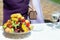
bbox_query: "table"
[0,23,60,40]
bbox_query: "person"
[29,0,44,23]
[3,0,44,24]
[3,0,30,24]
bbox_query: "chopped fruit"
[3,13,33,33]
[17,29,20,32]
[16,21,18,24]
[7,20,12,23]
[22,19,25,22]
[11,28,14,33]
[11,18,18,21]
[25,20,30,24]
[21,17,25,22]
[25,20,30,27]
[22,23,29,32]
[26,23,30,27]
[18,18,21,21]
[11,14,18,18]
[3,26,7,29]
[17,14,22,18]
[16,13,21,16]
[8,25,12,28]
[15,29,20,32]
[21,17,24,20]
[5,27,11,33]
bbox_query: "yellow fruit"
[7,20,12,24]
[5,27,14,33]
[5,27,11,33]
[18,15,22,18]
[22,23,29,32]
[25,20,29,23]
[11,13,22,18]
[17,14,22,18]
[9,28,14,33]
[11,14,17,18]
[11,18,18,21]
[21,17,24,19]
[7,20,11,22]
[16,13,21,16]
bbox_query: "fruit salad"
[3,13,33,33]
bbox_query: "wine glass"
[54,13,60,29]
[51,12,60,29]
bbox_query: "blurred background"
[0,0,60,25]
[0,0,3,25]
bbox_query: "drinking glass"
[51,12,60,29]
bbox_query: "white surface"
[0,23,60,40]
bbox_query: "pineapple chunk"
[11,18,18,21]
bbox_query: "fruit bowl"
[3,13,33,34]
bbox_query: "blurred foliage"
[51,0,60,4]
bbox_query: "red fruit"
[16,21,18,24]
[21,17,25,22]
[8,25,12,28]
[18,18,21,21]
[7,24,10,27]
[26,23,30,27]
[22,19,25,22]
[15,29,20,32]
[15,29,18,32]
[25,20,30,27]
[17,29,20,31]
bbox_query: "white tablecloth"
[0,23,60,40]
